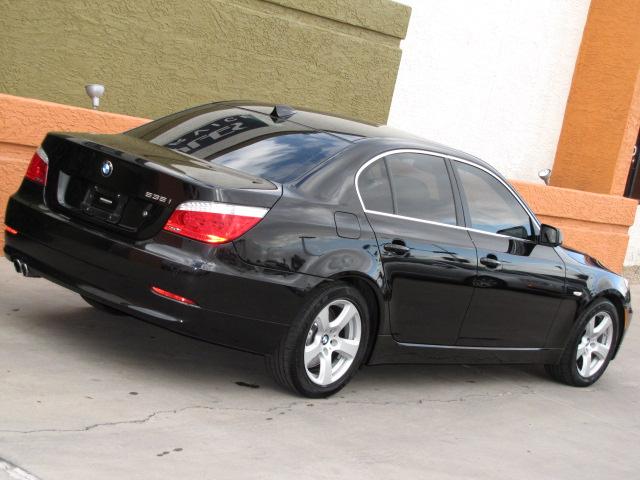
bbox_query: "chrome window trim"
[354,148,541,241]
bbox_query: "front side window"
[455,162,532,239]
[386,153,457,225]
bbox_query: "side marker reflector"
[151,286,197,306]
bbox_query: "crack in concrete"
[0,389,534,435]
[0,404,224,435]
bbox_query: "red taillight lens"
[151,286,197,306]
[5,226,18,235]
[24,147,48,185]
[163,201,268,244]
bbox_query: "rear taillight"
[24,147,48,185]
[163,201,268,244]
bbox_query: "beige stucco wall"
[0,0,410,123]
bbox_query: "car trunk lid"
[42,132,280,240]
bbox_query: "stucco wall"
[0,0,410,124]
[551,0,640,196]
[388,0,589,183]
[2,94,635,273]
[512,180,636,273]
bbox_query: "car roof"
[236,102,418,141]
[234,102,499,175]
[128,100,501,179]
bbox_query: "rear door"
[452,160,566,347]
[358,150,477,345]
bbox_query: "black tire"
[265,282,371,398]
[81,295,127,316]
[545,299,619,387]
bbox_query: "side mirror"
[539,224,563,246]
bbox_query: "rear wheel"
[81,295,127,316]
[266,282,370,398]
[545,299,619,387]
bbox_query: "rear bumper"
[4,193,324,354]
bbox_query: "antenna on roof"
[270,104,296,121]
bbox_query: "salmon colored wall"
[512,180,636,273]
[0,94,636,272]
[551,0,640,195]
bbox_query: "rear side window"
[127,105,350,183]
[386,153,457,225]
[358,160,393,213]
[455,162,532,239]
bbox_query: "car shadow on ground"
[10,302,552,394]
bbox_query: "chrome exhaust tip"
[13,258,37,277]
[13,259,23,274]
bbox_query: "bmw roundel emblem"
[100,160,113,177]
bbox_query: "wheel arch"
[593,290,626,359]
[329,271,385,364]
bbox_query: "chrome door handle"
[383,242,410,255]
[480,256,502,269]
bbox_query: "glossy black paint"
[457,231,566,348]
[3,101,632,366]
[366,212,477,346]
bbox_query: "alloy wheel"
[304,299,362,386]
[576,311,614,378]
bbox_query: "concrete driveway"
[0,259,638,480]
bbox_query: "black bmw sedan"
[3,101,632,397]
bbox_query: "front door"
[357,151,477,345]
[452,160,565,347]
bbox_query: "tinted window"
[358,160,393,213]
[127,105,350,183]
[456,162,532,239]
[386,153,457,225]
[202,131,348,183]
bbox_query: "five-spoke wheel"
[546,299,619,387]
[266,283,370,397]
[304,299,362,386]
[576,311,614,378]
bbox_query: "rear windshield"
[127,104,350,183]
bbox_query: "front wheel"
[545,299,619,387]
[266,282,371,398]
